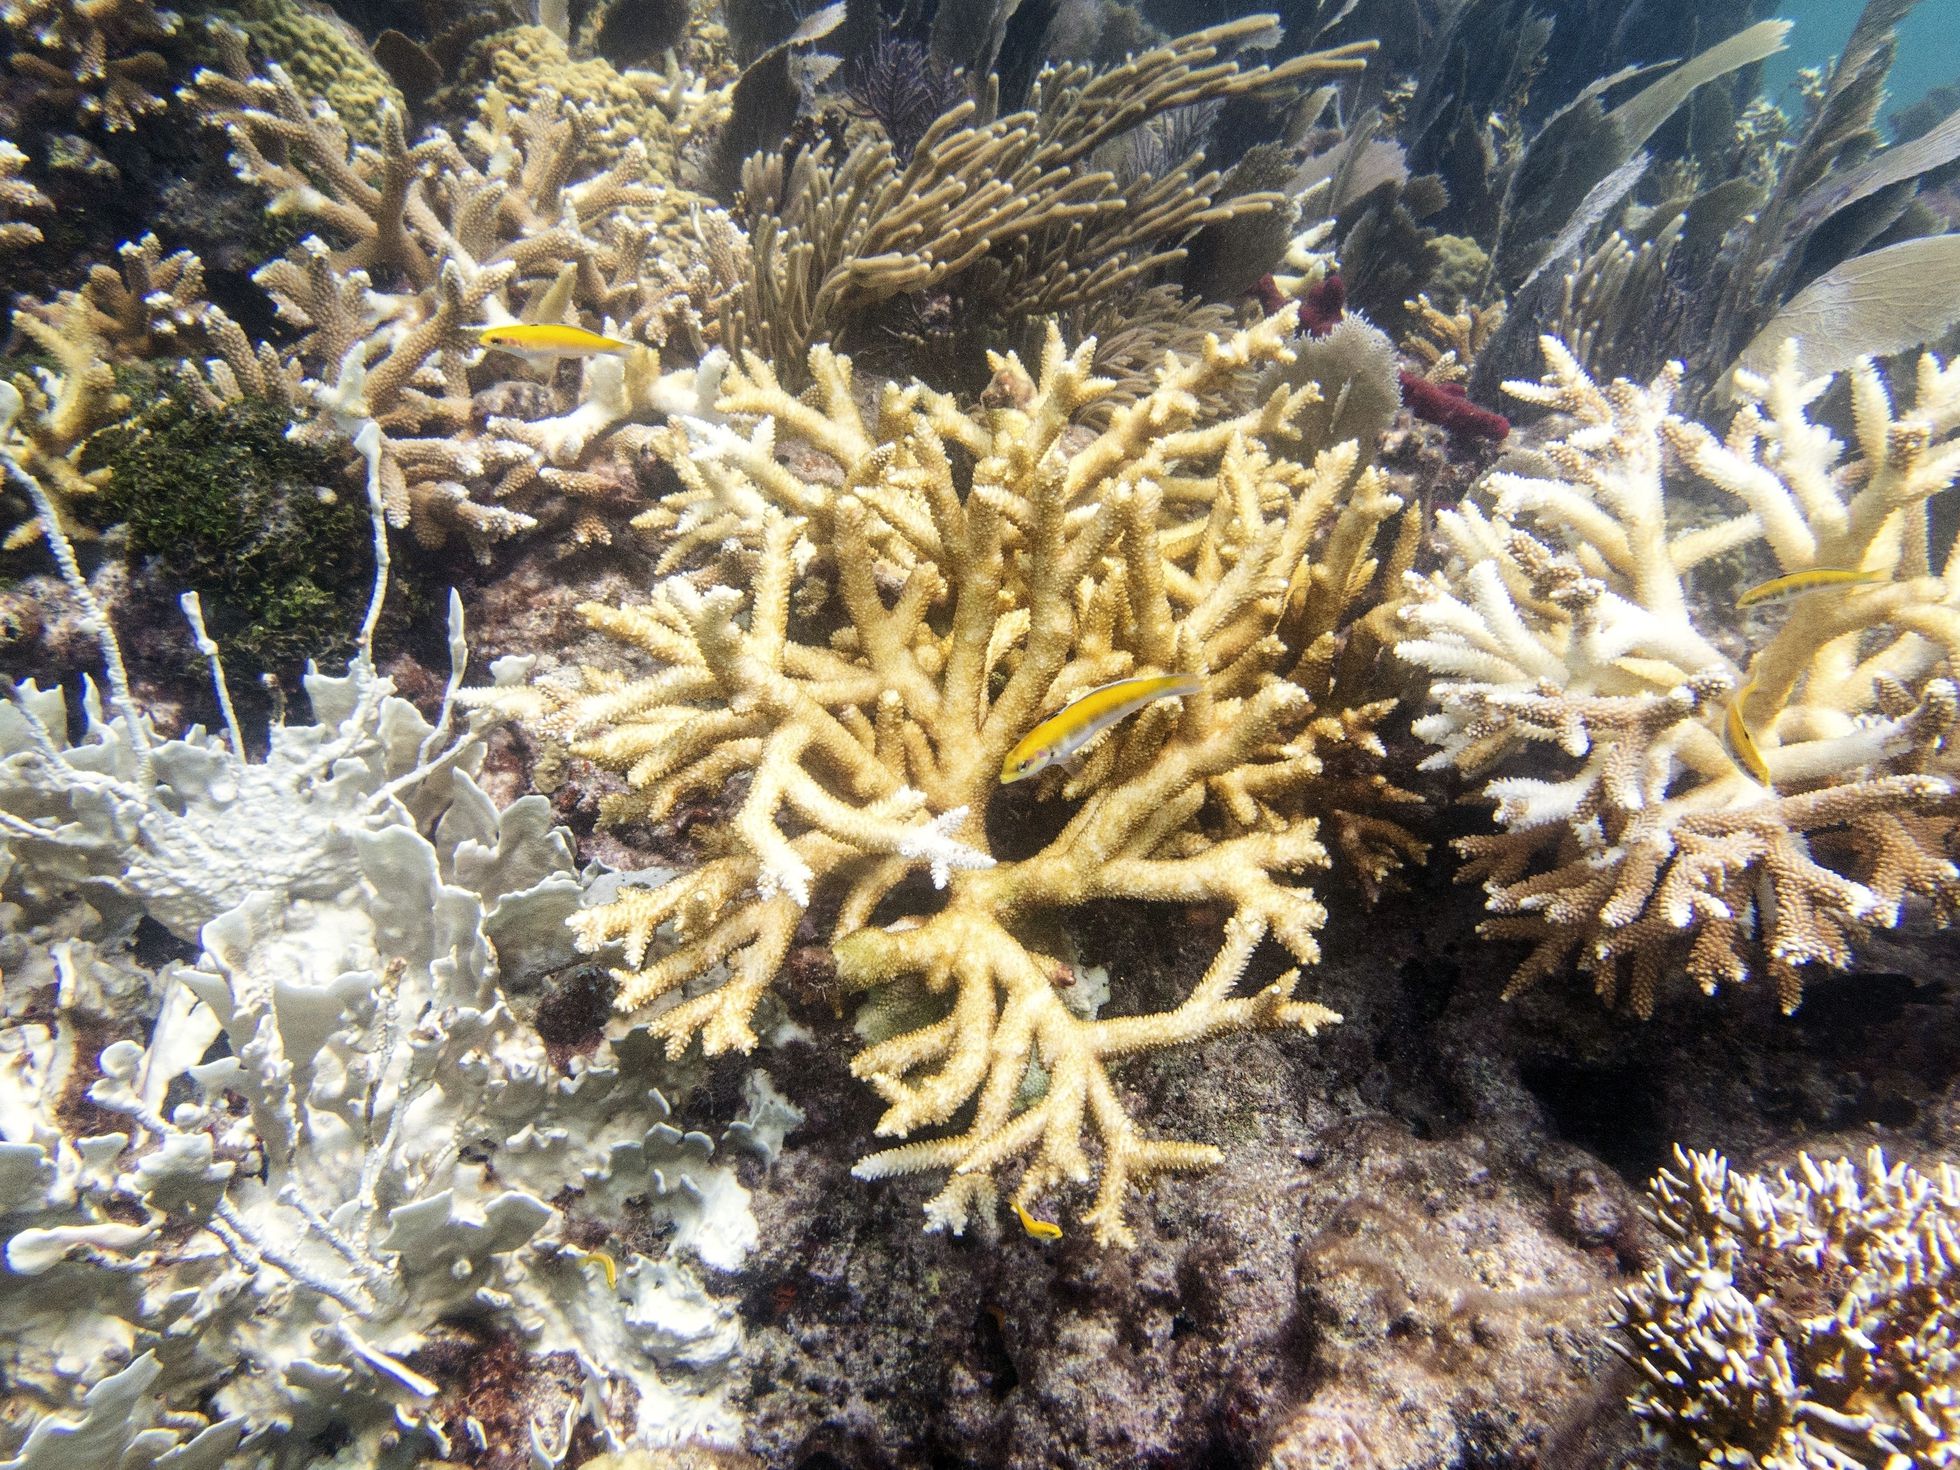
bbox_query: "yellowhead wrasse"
[477,323,634,359]
[1723,680,1773,786]
[1013,1200,1063,1240]
[570,1247,619,1289]
[1736,566,1889,608]
[1001,672,1202,784]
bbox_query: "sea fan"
[844,34,966,162]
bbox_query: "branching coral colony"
[169,27,728,552]
[1615,1147,1960,1468]
[471,308,1423,1246]
[1397,338,1960,1016]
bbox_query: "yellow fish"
[1723,681,1773,786]
[1001,672,1201,784]
[477,323,634,359]
[571,1248,619,1289]
[1013,1201,1063,1241]
[1736,567,1888,608]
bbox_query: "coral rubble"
[474,308,1419,1245]
[1615,1145,1960,1468]
[1398,338,1960,1015]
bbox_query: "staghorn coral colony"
[0,0,1956,1464]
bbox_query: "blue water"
[1763,0,1956,119]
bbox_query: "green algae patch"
[89,393,369,678]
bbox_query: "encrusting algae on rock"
[470,305,1424,1246]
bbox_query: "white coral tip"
[897,805,995,888]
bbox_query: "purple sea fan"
[844,34,967,162]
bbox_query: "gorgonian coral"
[842,33,965,163]
[719,18,1375,376]
[1397,338,1960,1015]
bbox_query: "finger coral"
[1397,337,1960,1015]
[473,308,1421,1245]
[1614,1145,1960,1468]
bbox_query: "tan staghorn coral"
[1615,1145,1960,1467]
[2,230,227,544]
[0,139,50,247]
[1402,291,1506,386]
[718,17,1374,377]
[471,309,1422,1245]
[183,40,725,550]
[1397,337,1960,1016]
[4,0,178,131]
[1,280,126,547]
[21,230,213,356]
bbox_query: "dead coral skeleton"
[0,400,767,1463]
[472,308,1420,1245]
[1398,337,1960,1015]
[1615,1145,1960,1468]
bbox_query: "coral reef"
[7,0,1960,1459]
[1398,338,1960,1015]
[473,307,1419,1245]
[183,35,726,550]
[0,450,780,1463]
[1615,1145,1960,1468]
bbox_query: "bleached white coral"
[0,461,783,1464]
[0,655,773,1463]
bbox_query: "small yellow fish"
[477,323,634,359]
[1723,681,1773,786]
[1736,566,1888,608]
[572,1248,619,1289]
[1013,1201,1063,1241]
[1001,672,1201,783]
